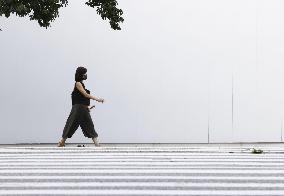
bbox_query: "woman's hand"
[96,98,104,103]
[98,98,105,103]
[91,96,104,103]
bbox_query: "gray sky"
[1,0,284,144]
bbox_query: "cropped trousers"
[62,104,98,139]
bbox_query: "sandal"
[92,137,101,147]
[57,140,65,147]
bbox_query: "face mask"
[83,74,87,80]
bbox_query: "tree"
[0,0,124,30]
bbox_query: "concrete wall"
[1,0,284,144]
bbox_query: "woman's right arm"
[75,82,104,103]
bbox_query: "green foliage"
[86,0,124,30]
[0,0,124,30]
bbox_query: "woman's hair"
[75,66,87,82]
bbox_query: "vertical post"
[281,120,283,142]
[232,64,234,143]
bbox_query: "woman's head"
[75,66,87,82]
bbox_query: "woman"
[57,66,105,147]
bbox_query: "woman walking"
[57,66,105,147]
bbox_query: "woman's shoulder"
[75,81,84,85]
[75,81,86,89]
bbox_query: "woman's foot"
[57,138,66,147]
[92,137,101,147]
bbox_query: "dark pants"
[62,104,98,139]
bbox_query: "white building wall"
[0,0,284,144]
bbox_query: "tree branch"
[0,0,124,30]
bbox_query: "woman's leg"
[57,137,67,147]
[79,106,100,146]
[92,137,101,147]
[58,105,80,147]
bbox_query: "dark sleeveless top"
[71,81,90,106]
